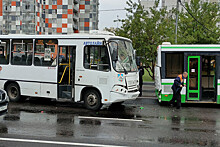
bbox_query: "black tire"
[84,89,102,111]
[6,83,21,102]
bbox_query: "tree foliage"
[112,0,220,79]
[178,0,220,44]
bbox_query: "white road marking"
[78,116,143,122]
[0,137,127,147]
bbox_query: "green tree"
[178,0,220,44]
[113,0,219,80]
[115,0,176,79]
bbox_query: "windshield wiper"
[118,61,128,75]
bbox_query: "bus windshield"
[109,39,137,72]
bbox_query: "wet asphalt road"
[0,98,220,147]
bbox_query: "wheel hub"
[87,94,97,106]
[9,86,18,98]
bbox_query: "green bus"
[155,42,220,104]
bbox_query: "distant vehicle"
[0,33,139,111]
[155,42,220,104]
[0,89,8,115]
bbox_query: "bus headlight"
[112,85,127,94]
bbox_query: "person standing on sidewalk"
[138,62,145,97]
[169,72,188,109]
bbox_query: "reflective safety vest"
[178,74,183,83]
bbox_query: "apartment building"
[79,0,99,33]
[0,0,99,35]
[141,0,220,11]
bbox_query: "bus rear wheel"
[6,83,21,102]
[84,90,102,111]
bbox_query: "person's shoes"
[168,101,174,107]
[170,103,174,107]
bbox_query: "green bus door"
[187,56,200,101]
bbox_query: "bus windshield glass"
[109,40,137,72]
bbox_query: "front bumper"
[0,101,8,115]
[107,91,140,104]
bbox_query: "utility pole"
[175,0,180,44]
[117,15,119,29]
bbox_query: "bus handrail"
[59,65,68,84]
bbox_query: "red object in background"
[74,30,79,33]
[0,0,2,16]
[79,5,85,9]
[11,1,16,6]
[0,66,2,71]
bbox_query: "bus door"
[58,46,76,99]
[187,56,201,101]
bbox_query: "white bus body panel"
[73,39,139,104]
[0,65,57,99]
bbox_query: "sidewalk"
[140,81,157,98]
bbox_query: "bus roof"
[0,34,132,42]
[160,44,220,52]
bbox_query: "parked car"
[0,89,8,115]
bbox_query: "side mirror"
[133,50,136,59]
[136,56,140,66]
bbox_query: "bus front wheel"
[6,83,21,102]
[84,90,102,111]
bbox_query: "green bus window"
[165,53,184,78]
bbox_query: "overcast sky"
[98,0,139,30]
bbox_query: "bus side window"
[11,39,33,66]
[0,39,10,64]
[34,39,58,67]
[165,53,184,78]
[84,46,110,72]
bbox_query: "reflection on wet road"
[0,98,220,147]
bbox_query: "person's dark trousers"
[139,84,143,96]
[170,90,176,104]
[170,90,181,109]
[176,92,181,109]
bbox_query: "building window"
[0,39,10,64]
[25,4,30,10]
[84,46,110,71]
[165,53,184,78]
[34,39,58,66]
[11,40,33,66]
[52,0,57,5]
[52,9,57,14]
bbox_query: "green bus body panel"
[161,94,186,103]
[217,95,220,104]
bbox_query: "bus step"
[62,91,72,99]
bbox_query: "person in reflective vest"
[169,72,188,109]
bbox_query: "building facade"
[0,0,99,35]
[141,0,220,12]
[79,0,99,33]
